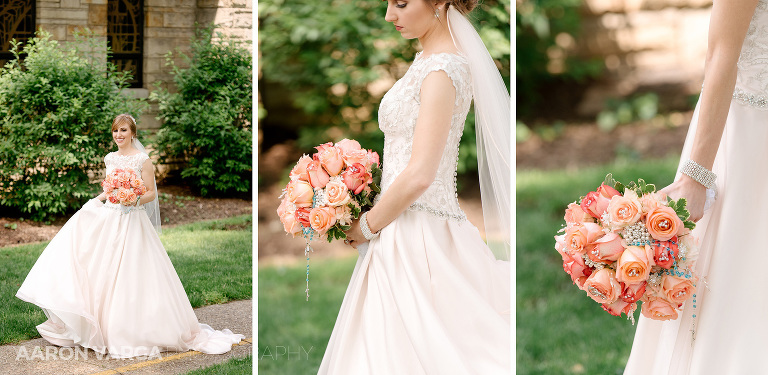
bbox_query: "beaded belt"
[407,202,466,221]
[103,202,146,211]
[733,87,768,109]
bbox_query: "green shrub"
[151,26,252,196]
[258,0,510,177]
[0,30,146,221]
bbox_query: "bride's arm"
[661,0,758,221]
[136,158,157,205]
[347,70,457,243]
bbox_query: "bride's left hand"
[344,219,368,249]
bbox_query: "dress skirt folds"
[318,210,510,374]
[16,199,243,358]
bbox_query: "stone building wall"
[573,0,712,115]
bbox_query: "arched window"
[0,0,35,67]
[107,0,143,88]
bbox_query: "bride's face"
[384,0,439,39]
[112,122,134,148]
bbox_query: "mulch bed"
[0,185,252,248]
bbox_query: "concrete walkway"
[0,299,252,375]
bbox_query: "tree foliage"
[0,30,146,220]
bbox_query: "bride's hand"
[659,175,708,222]
[344,219,368,249]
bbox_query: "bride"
[319,0,510,373]
[16,114,244,358]
[624,0,767,373]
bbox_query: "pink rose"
[290,155,312,182]
[583,268,622,305]
[620,281,647,304]
[564,202,594,226]
[661,274,696,307]
[367,151,380,167]
[101,179,114,194]
[561,250,592,288]
[286,180,314,208]
[606,190,642,230]
[602,299,637,317]
[317,146,345,176]
[342,163,373,195]
[294,207,311,227]
[307,157,330,188]
[309,206,337,234]
[325,180,351,207]
[588,232,626,263]
[646,206,683,241]
[616,245,655,284]
[563,222,603,256]
[651,237,679,269]
[641,297,678,321]
[335,138,362,155]
[581,184,621,219]
[314,142,334,154]
[342,148,370,168]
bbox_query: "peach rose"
[607,190,642,230]
[325,180,351,207]
[101,179,114,193]
[583,268,622,305]
[278,200,302,237]
[307,157,330,188]
[277,197,290,218]
[112,178,121,189]
[661,274,696,307]
[620,281,647,304]
[561,251,592,288]
[646,206,683,241]
[650,237,679,269]
[602,299,637,317]
[116,188,130,203]
[314,142,334,153]
[616,245,655,284]
[290,155,312,182]
[130,178,143,189]
[294,207,311,227]
[563,222,603,256]
[342,148,370,168]
[564,202,594,226]
[581,184,622,219]
[117,171,130,184]
[124,191,137,206]
[342,163,373,195]
[588,232,626,263]
[335,138,362,155]
[286,180,314,208]
[317,146,345,176]
[309,206,336,234]
[641,297,678,321]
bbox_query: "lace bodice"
[377,52,472,221]
[104,152,149,175]
[734,0,768,109]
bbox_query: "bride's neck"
[418,22,456,55]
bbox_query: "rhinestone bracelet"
[360,211,379,241]
[681,159,716,190]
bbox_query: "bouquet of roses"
[101,168,148,206]
[555,175,699,322]
[277,139,381,300]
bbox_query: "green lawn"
[0,215,252,345]
[184,354,252,375]
[258,254,358,374]
[516,157,679,375]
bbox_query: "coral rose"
[641,297,679,321]
[616,245,655,284]
[309,206,336,234]
[342,163,373,195]
[294,207,311,227]
[581,184,621,219]
[286,180,314,208]
[583,268,622,305]
[607,190,643,230]
[661,274,696,307]
[317,146,345,176]
[646,206,683,241]
[602,299,637,317]
[650,237,680,269]
[588,232,626,263]
[290,155,312,182]
[307,157,330,188]
[561,251,592,289]
[564,202,594,226]
[325,180,351,207]
[563,222,603,256]
[108,195,119,204]
[620,281,647,304]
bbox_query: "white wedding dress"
[16,152,244,358]
[318,53,511,374]
[624,1,768,373]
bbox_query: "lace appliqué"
[734,0,768,109]
[104,152,149,175]
[377,52,472,221]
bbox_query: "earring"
[434,9,440,18]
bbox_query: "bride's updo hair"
[446,0,478,15]
[111,114,137,135]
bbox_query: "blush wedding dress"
[16,151,244,358]
[317,51,511,374]
[624,0,768,373]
